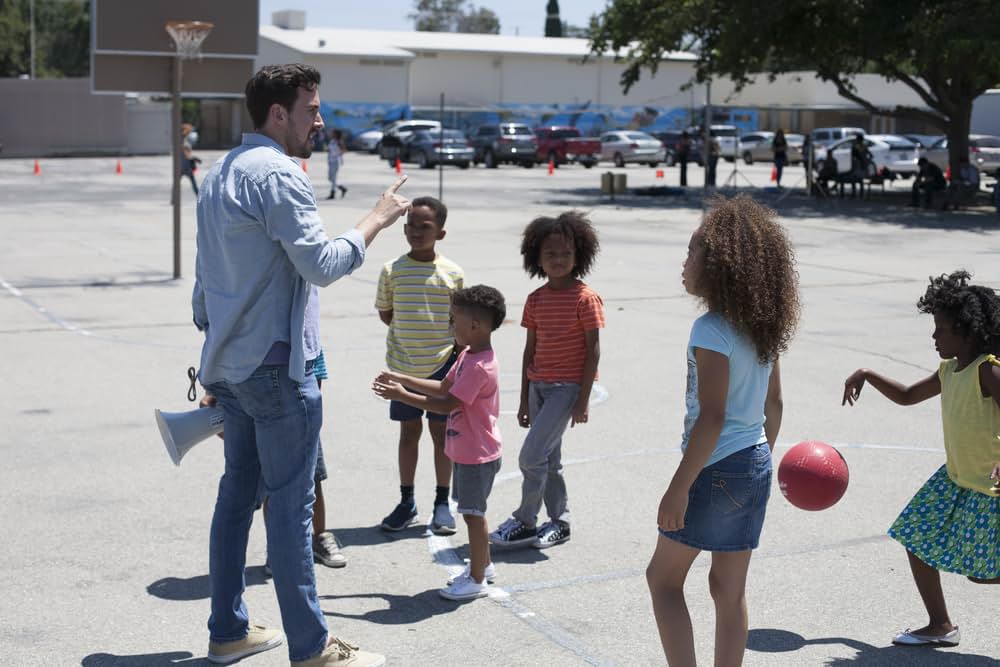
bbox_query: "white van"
[811,127,866,148]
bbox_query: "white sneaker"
[448,560,496,585]
[439,573,488,601]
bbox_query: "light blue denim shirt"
[192,133,365,384]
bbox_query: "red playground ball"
[778,441,849,511]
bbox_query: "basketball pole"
[171,56,183,279]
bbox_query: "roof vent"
[272,10,306,30]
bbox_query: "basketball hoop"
[165,20,214,60]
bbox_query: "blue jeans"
[513,381,580,527]
[205,363,328,662]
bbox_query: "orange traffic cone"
[655,169,664,179]
[33,159,41,175]
[548,158,555,175]
[770,165,778,182]
[944,166,951,181]
[301,160,308,172]
[395,158,402,175]
[115,159,123,174]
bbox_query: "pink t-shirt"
[444,348,502,465]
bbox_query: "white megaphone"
[154,406,224,466]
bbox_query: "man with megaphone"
[191,64,407,667]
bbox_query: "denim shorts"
[452,458,501,517]
[389,347,458,422]
[659,443,772,552]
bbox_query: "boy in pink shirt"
[373,285,506,601]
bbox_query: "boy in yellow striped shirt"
[376,197,464,533]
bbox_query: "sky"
[258,0,611,36]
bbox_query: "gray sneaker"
[313,531,347,568]
[430,502,457,535]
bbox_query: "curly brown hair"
[696,195,800,363]
[521,211,600,279]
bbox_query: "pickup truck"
[534,126,601,168]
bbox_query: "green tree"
[589,0,1000,175]
[545,0,561,37]
[0,0,89,78]
[410,0,499,34]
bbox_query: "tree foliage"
[590,0,1000,172]
[0,0,89,78]
[545,0,561,37]
[410,0,500,34]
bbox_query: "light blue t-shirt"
[682,312,772,466]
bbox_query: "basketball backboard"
[91,0,259,97]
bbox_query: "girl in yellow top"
[843,270,1000,649]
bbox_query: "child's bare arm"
[378,309,393,326]
[372,378,461,414]
[659,348,728,532]
[518,330,537,428]
[980,359,1000,410]
[571,329,600,426]
[842,368,940,406]
[763,359,783,450]
[376,370,450,398]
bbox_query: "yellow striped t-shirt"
[375,254,464,377]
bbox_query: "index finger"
[387,175,408,193]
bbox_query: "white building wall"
[409,53,500,107]
[715,72,925,108]
[312,56,409,104]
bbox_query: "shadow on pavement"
[82,650,209,666]
[320,589,463,624]
[331,524,426,546]
[146,566,271,601]
[748,628,996,665]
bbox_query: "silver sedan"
[599,131,666,167]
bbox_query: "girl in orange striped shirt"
[489,211,604,549]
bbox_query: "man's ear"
[436,228,447,241]
[269,103,286,125]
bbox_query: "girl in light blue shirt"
[648,195,801,666]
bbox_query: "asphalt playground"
[1,151,998,666]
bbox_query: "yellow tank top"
[939,353,1000,495]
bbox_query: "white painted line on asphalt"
[1,276,92,335]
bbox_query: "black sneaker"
[488,517,537,547]
[533,520,570,549]
[380,502,418,531]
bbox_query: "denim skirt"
[660,442,772,552]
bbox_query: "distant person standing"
[772,129,788,188]
[181,123,201,196]
[705,136,720,187]
[677,131,691,187]
[326,129,348,200]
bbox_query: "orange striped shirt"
[522,281,604,383]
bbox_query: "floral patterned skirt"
[889,465,999,579]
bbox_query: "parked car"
[710,124,740,161]
[902,134,942,150]
[470,123,537,168]
[533,126,601,167]
[651,130,703,166]
[399,129,473,169]
[818,135,919,179]
[738,131,805,165]
[378,120,442,163]
[348,126,383,153]
[924,134,1000,174]
[599,131,666,167]
[811,126,866,149]
[738,131,774,164]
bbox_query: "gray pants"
[513,381,579,527]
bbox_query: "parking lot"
[1,150,999,666]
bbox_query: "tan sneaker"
[207,623,284,664]
[291,636,385,666]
